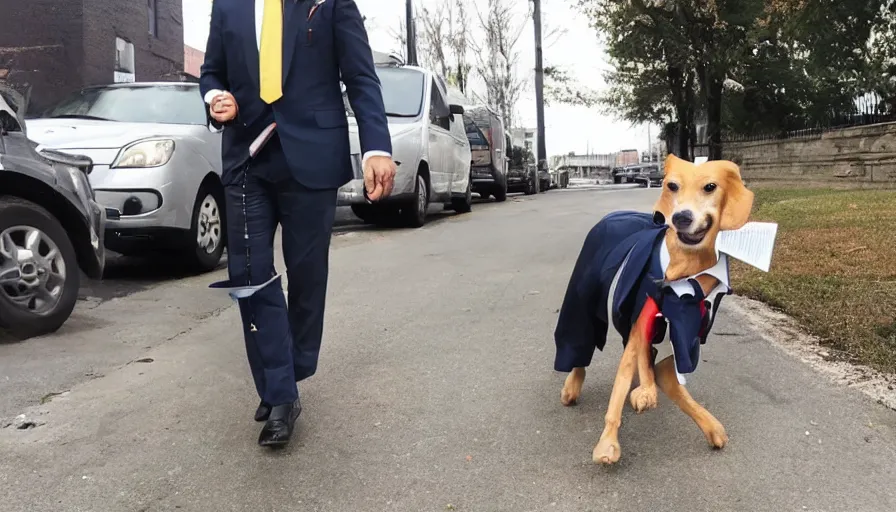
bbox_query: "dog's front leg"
[628,322,658,413]
[561,367,586,406]
[592,339,637,465]
[655,355,728,449]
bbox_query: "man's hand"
[210,92,238,124]
[363,155,397,202]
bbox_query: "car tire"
[401,173,429,228]
[524,174,536,195]
[493,180,507,202]
[351,204,377,223]
[0,197,80,340]
[186,183,226,272]
[478,191,490,201]
[451,175,473,214]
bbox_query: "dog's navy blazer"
[553,211,728,376]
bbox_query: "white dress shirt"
[204,0,391,166]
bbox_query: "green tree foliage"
[582,0,890,158]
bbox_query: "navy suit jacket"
[200,0,392,189]
[554,211,727,376]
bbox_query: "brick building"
[184,45,204,81]
[0,0,184,115]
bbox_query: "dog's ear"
[664,153,683,173]
[717,161,754,230]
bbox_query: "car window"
[464,116,488,146]
[429,79,450,130]
[344,66,425,118]
[42,85,207,125]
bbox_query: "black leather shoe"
[258,399,302,447]
[255,401,271,422]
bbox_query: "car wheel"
[187,184,226,272]
[401,173,429,228]
[478,191,490,201]
[451,175,473,214]
[351,204,377,223]
[524,175,536,195]
[0,197,80,340]
[493,179,508,202]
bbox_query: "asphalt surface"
[1,188,895,512]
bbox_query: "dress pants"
[223,135,338,407]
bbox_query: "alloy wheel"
[196,193,222,255]
[0,226,67,315]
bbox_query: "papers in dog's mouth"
[715,222,778,272]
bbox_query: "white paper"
[693,156,708,165]
[210,273,282,301]
[716,222,778,272]
[249,122,277,158]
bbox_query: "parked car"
[462,105,508,202]
[0,85,106,339]
[27,82,226,271]
[506,144,538,195]
[339,61,472,227]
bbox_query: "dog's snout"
[671,211,694,231]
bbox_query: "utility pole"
[405,0,418,66]
[532,0,546,192]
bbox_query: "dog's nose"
[671,210,694,231]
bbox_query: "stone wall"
[723,122,896,187]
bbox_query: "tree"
[472,0,531,130]
[446,0,473,93]
[584,0,888,159]
[581,0,697,159]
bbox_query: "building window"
[115,37,136,83]
[148,0,158,37]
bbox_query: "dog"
[553,154,754,465]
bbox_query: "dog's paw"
[560,387,579,406]
[703,421,729,449]
[629,385,658,413]
[560,368,585,406]
[592,437,621,465]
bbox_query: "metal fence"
[722,93,895,143]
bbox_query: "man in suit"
[200,0,395,447]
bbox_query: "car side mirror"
[449,104,464,116]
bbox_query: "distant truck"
[616,148,640,167]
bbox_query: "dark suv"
[0,86,106,339]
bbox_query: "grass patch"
[730,187,896,373]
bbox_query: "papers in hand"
[716,222,778,272]
[209,273,282,301]
[249,122,277,158]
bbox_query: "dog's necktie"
[259,0,284,104]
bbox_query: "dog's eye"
[704,183,717,193]
[667,182,680,192]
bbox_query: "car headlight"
[112,139,175,168]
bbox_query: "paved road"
[1,189,894,512]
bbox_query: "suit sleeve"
[200,0,230,130]
[333,0,392,156]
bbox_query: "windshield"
[42,85,207,125]
[345,66,425,118]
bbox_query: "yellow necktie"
[259,0,283,104]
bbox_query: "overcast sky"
[182,0,659,156]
